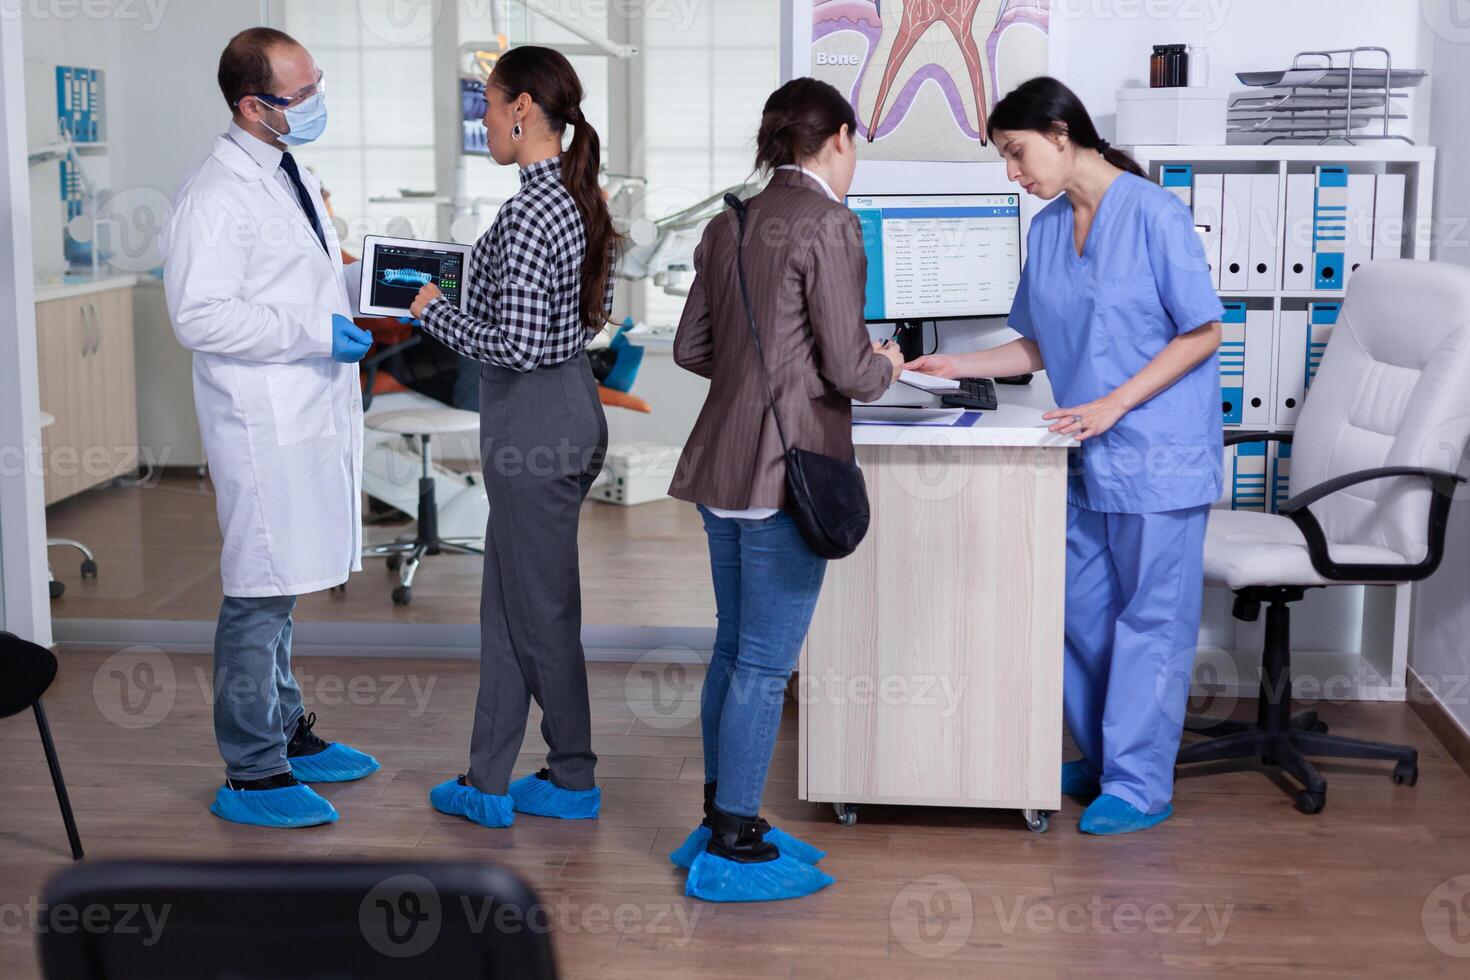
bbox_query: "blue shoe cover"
[670,824,825,869]
[289,742,381,783]
[670,825,712,868]
[1061,760,1101,798]
[429,777,514,828]
[1078,793,1173,835]
[209,783,338,828]
[684,850,835,903]
[508,771,600,819]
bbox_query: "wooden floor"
[5,648,1470,978]
[42,471,716,628]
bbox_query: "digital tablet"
[358,234,473,317]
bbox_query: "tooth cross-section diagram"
[379,268,434,287]
[866,1,988,145]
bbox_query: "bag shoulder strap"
[724,193,794,457]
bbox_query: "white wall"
[1057,0,1436,145]
[1411,0,1470,737]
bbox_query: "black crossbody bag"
[724,193,870,560]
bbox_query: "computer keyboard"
[940,377,998,411]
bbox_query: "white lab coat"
[163,134,363,597]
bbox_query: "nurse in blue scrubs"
[907,76,1225,835]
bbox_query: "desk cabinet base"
[799,442,1067,819]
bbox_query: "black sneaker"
[226,772,300,791]
[286,711,330,758]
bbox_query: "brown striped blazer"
[668,168,894,512]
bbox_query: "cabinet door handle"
[89,302,101,355]
[79,302,91,357]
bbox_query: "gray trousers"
[468,354,607,794]
[213,594,304,781]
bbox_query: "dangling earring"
[511,120,523,142]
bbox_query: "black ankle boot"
[701,781,716,828]
[706,804,779,864]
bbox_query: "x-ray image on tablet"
[358,235,473,317]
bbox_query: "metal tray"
[1236,68,1425,89]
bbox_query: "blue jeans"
[213,594,305,781]
[697,506,827,818]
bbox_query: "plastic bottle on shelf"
[1189,44,1209,87]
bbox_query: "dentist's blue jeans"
[213,594,305,781]
[697,506,827,818]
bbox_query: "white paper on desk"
[898,370,960,392]
[852,406,965,426]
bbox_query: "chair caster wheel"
[80,559,97,579]
[1392,761,1418,786]
[1023,809,1050,834]
[331,583,346,593]
[49,580,65,599]
[1294,789,1325,814]
[386,555,401,572]
[833,803,857,826]
[392,586,412,606]
[1308,720,1329,734]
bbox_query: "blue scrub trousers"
[1063,504,1210,814]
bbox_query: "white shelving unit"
[1125,144,1437,702]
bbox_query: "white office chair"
[38,411,98,599]
[361,406,485,606]
[1181,260,1470,814]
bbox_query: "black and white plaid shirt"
[420,156,612,371]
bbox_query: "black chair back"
[0,630,57,718]
[39,859,560,979]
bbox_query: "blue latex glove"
[397,316,423,327]
[331,314,373,363]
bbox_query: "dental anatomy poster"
[811,0,1051,162]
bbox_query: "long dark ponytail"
[988,76,1146,179]
[492,45,622,331]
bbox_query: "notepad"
[852,406,967,426]
[898,370,961,392]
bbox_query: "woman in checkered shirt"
[410,45,620,830]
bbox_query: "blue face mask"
[261,92,328,146]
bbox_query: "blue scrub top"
[1009,172,1226,514]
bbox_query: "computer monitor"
[847,192,1022,323]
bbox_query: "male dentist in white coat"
[163,27,380,828]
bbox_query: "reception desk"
[798,382,1076,833]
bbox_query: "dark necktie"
[279,151,328,255]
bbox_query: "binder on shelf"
[1243,307,1275,426]
[1283,173,1315,290]
[1313,165,1349,290]
[1271,440,1293,515]
[1373,172,1407,261]
[1305,301,1341,390]
[1247,173,1280,291]
[1161,164,1194,206]
[1231,440,1269,512]
[1219,302,1248,425]
[1275,307,1309,426]
[1220,175,1252,290]
[1194,173,1224,289]
[1343,174,1376,285]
